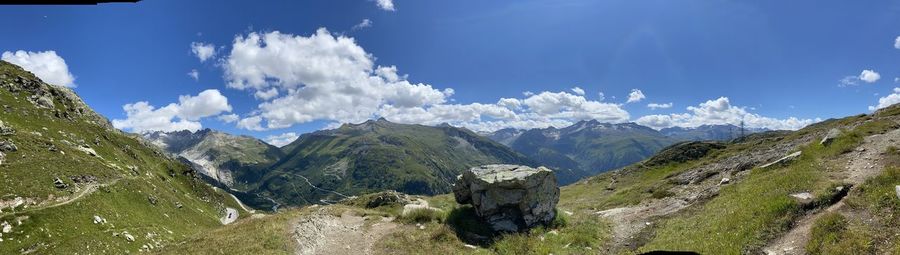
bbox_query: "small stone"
[92,215,106,225]
[53,177,68,189]
[790,192,813,201]
[123,232,135,242]
[894,185,900,200]
[1,221,11,233]
[820,128,841,146]
[148,196,158,205]
[719,177,731,185]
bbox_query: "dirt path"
[0,178,124,219]
[292,208,398,255]
[763,128,900,255]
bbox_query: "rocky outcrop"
[453,164,559,232]
[820,128,841,146]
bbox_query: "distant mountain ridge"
[483,121,765,180]
[143,128,283,190]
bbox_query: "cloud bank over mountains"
[101,27,822,134]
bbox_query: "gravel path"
[292,208,398,255]
[763,128,900,255]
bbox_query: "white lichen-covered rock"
[820,128,841,146]
[453,164,559,232]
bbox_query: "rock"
[453,164,559,232]
[759,151,802,169]
[790,192,814,203]
[53,177,68,189]
[148,196,158,205]
[1,221,10,233]
[719,177,731,185]
[895,185,900,200]
[820,128,841,146]
[123,232,135,242]
[0,120,13,136]
[174,201,183,208]
[402,198,441,216]
[0,151,4,166]
[92,215,107,225]
[0,140,16,152]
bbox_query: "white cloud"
[223,28,454,130]
[626,89,645,103]
[254,88,279,100]
[217,113,239,123]
[839,70,881,87]
[188,69,199,81]
[237,116,265,131]
[597,92,605,101]
[112,89,232,133]
[869,87,900,111]
[219,28,634,132]
[571,87,585,96]
[859,69,881,83]
[352,19,373,30]
[264,132,299,147]
[636,97,816,131]
[191,42,216,62]
[839,76,859,87]
[2,50,76,87]
[647,102,673,110]
[375,0,395,11]
[894,36,900,49]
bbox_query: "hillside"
[251,118,540,206]
[143,129,284,190]
[0,61,243,253]
[162,103,900,255]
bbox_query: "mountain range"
[482,120,763,180]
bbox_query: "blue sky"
[1,0,900,146]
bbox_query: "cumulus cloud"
[374,0,395,11]
[191,42,216,62]
[647,102,673,110]
[112,89,232,133]
[237,116,265,131]
[571,87,585,96]
[841,69,882,86]
[1,50,76,87]
[597,92,605,101]
[869,87,900,111]
[217,113,239,123]
[626,89,645,103]
[218,28,634,132]
[895,36,900,49]
[223,28,455,130]
[264,132,300,147]
[352,19,373,30]
[859,69,881,83]
[188,69,199,81]
[636,97,816,131]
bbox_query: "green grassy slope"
[0,61,235,253]
[254,119,537,206]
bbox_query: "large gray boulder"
[453,164,559,232]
